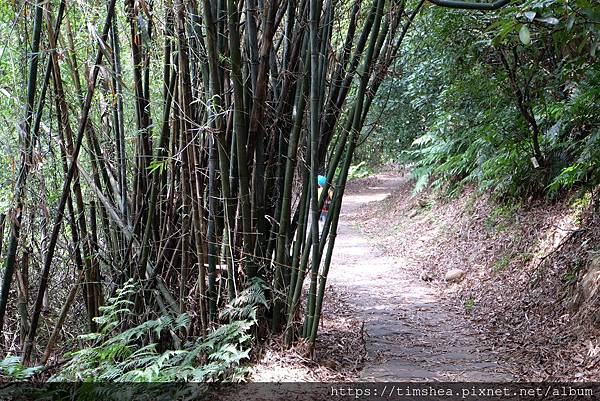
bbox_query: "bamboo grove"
[0,0,424,364]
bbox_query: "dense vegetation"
[359,0,599,199]
[0,0,597,388]
[0,0,429,385]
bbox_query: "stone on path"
[444,268,466,283]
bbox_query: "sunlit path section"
[327,171,513,381]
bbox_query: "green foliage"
[219,277,268,321]
[563,258,586,287]
[484,204,518,233]
[347,162,374,181]
[0,355,44,380]
[463,297,476,312]
[147,160,168,174]
[547,69,600,194]
[492,253,511,272]
[361,0,599,200]
[50,278,267,385]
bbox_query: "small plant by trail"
[0,279,267,399]
[51,278,266,382]
[0,356,44,381]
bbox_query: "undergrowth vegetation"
[49,278,266,383]
[1,278,266,394]
[0,0,430,378]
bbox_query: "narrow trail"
[328,171,513,381]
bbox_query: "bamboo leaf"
[519,24,531,45]
[523,11,536,21]
[566,15,575,31]
[536,16,559,25]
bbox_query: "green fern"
[0,355,44,380]
[219,277,268,322]
[49,277,267,396]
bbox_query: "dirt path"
[327,171,514,381]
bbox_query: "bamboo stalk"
[308,0,388,349]
[0,214,4,260]
[110,13,128,222]
[22,0,118,363]
[42,272,84,364]
[304,0,325,338]
[226,0,254,278]
[274,53,309,331]
[45,1,99,332]
[0,0,51,335]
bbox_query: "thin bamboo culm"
[0,0,425,362]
